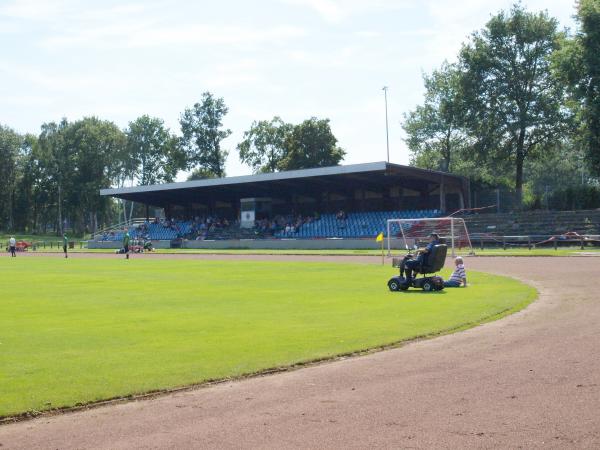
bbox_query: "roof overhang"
[100,162,468,208]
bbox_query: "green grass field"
[0,257,536,419]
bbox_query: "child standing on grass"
[444,256,467,287]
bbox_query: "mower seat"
[417,244,447,275]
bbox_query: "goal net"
[386,217,474,257]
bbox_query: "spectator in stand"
[336,210,347,228]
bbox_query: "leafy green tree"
[180,92,231,178]
[553,0,600,177]
[126,115,184,185]
[0,125,23,230]
[37,119,72,234]
[65,117,126,233]
[18,133,60,234]
[523,139,587,208]
[187,168,219,181]
[12,134,39,231]
[278,117,345,171]
[237,117,293,173]
[459,4,569,206]
[403,62,470,173]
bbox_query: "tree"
[12,134,40,231]
[65,117,126,233]
[187,168,219,181]
[179,92,232,178]
[523,139,587,208]
[0,125,23,230]
[278,118,345,171]
[553,0,600,177]
[459,4,568,206]
[237,117,293,173]
[403,62,471,173]
[126,115,184,185]
[37,119,72,234]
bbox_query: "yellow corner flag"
[376,232,385,265]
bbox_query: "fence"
[471,185,600,213]
[472,234,600,251]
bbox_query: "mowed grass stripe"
[0,257,535,418]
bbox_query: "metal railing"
[91,218,149,240]
[471,234,600,250]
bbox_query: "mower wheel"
[388,279,400,292]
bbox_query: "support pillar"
[439,175,446,213]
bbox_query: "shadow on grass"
[391,290,447,295]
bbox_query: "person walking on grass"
[123,231,130,260]
[8,236,16,257]
[62,233,68,259]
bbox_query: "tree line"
[3,1,599,234]
[403,1,600,209]
[0,92,345,234]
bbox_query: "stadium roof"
[100,162,468,208]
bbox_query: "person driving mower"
[401,233,440,281]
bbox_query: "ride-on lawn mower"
[387,244,447,292]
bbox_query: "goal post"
[386,217,474,258]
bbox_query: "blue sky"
[0,0,576,179]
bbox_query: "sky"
[0,0,577,180]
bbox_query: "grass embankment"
[0,257,535,418]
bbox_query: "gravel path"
[1,255,599,449]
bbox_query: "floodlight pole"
[382,86,390,162]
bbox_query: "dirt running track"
[1,255,600,449]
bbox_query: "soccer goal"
[386,217,474,258]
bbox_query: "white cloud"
[39,19,306,50]
[281,0,411,23]
[0,0,73,20]
[125,24,306,48]
[354,30,382,38]
[0,0,152,22]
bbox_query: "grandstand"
[96,209,441,242]
[96,162,467,248]
[95,162,600,250]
